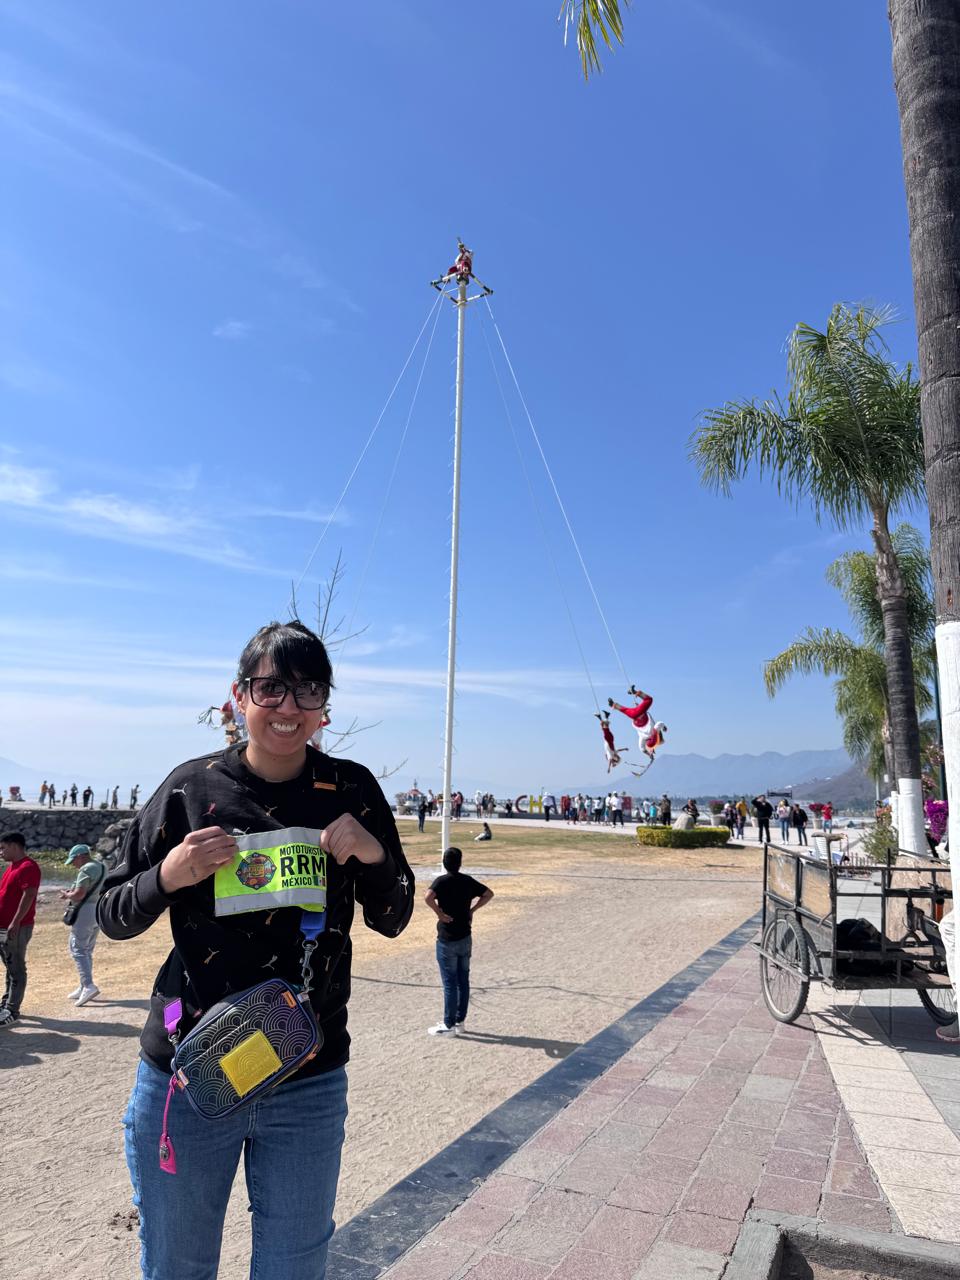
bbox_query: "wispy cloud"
[0,68,356,309]
[274,252,328,292]
[0,554,154,592]
[343,624,426,658]
[0,354,63,394]
[0,77,229,196]
[335,662,583,708]
[247,505,350,526]
[213,318,253,341]
[680,0,799,75]
[0,459,284,575]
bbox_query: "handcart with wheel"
[756,841,955,1026]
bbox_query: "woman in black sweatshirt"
[98,620,414,1280]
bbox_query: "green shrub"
[635,825,732,848]
[859,822,898,864]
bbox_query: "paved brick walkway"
[808,984,960,1244]
[376,945,899,1280]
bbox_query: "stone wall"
[1,806,135,853]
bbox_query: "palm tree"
[570,0,960,853]
[689,304,929,851]
[764,527,935,797]
[767,630,898,787]
[890,0,960,860]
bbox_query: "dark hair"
[237,621,334,694]
[0,832,26,848]
[442,846,463,873]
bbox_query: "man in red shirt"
[0,831,41,1027]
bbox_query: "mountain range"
[596,747,854,799]
[2,747,862,810]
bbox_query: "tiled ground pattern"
[809,983,960,1245]
[380,948,894,1280]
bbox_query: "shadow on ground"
[0,1015,140,1069]
[456,1029,580,1058]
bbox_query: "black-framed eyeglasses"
[244,677,328,710]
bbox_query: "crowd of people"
[561,791,631,825]
[4,783,140,810]
[0,835,108,1028]
[711,796,829,844]
[407,790,840,845]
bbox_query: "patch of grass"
[396,818,756,875]
[400,820,637,866]
[30,849,75,883]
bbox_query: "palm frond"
[763,628,867,696]
[559,0,629,78]
[690,302,924,530]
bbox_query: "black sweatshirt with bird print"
[97,744,414,1078]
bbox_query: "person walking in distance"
[69,783,78,806]
[735,798,747,839]
[417,794,427,833]
[424,847,493,1036]
[0,832,41,1027]
[82,785,93,809]
[753,795,773,845]
[776,800,791,843]
[791,803,809,847]
[612,792,624,827]
[59,844,107,1006]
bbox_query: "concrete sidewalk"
[330,923,960,1279]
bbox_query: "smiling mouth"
[269,721,300,735]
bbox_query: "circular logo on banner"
[236,853,277,890]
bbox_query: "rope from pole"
[334,291,445,681]
[285,291,445,614]
[480,313,603,713]
[483,297,631,689]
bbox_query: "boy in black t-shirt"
[424,847,493,1036]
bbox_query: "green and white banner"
[213,827,327,918]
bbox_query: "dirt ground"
[1,827,762,1280]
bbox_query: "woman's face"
[233,657,328,763]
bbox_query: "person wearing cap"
[59,843,106,1006]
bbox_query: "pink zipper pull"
[159,1076,178,1175]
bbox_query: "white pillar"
[935,619,960,992]
[440,274,467,858]
[897,777,926,858]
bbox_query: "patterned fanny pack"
[158,914,327,1175]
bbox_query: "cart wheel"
[760,915,810,1023]
[918,984,957,1026]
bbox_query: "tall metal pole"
[441,272,468,855]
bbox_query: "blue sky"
[0,1,925,794]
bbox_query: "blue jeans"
[124,1060,347,1280]
[779,819,790,841]
[436,936,472,1027]
[69,908,99,988]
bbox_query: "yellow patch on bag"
[219,1030,282,1097]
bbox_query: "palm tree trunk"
[871,505,926,853]
[890,1,960,869]
[881,711,895,789]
